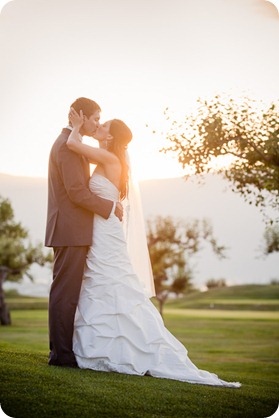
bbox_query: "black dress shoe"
[49,361,79,368]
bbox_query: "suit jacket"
[45,128,113,247]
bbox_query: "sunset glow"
[0,0,278,181]
[265,0,279,13]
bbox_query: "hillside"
[5,284,279,312]
[165,284,279,311]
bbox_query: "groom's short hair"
[70,97,101,119]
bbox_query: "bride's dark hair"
[108,119,132,200]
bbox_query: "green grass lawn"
[0,307,278,418]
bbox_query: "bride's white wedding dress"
[73,173,240,388]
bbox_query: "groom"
[45,97,122,367]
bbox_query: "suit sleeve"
[57,142,113,219]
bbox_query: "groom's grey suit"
[45,128,113,366]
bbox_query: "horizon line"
[0,171,187,183]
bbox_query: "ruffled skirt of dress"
[73,213,240,388]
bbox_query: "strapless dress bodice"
[89,173,119,201]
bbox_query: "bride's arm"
[66,109,117,166]
[67,135,115,165]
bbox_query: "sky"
[0,0,279,181]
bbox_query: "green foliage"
[206,278,227,289]
[147,215,226,315]
[0,196,52,324]
[0,196,52,283]
[262,224,279,254]
[162,96,279,213]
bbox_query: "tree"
[262,225,279,255]
[146,216,226,316]
[0,196,52,325]
[162,96,279,214]
[206,278,227,290]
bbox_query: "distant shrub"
[206,278,227,289]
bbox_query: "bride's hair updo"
[108,119,132,200]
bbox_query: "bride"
[66,108,240,388]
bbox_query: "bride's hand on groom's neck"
[69,107,84,130]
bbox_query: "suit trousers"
[48,246,89,366]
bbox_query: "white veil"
[123,152,156,298]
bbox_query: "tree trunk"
[156,291,169,319]
[159,299,164,318]
[0,303,11,325]
[0,269,11,325]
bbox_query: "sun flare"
[265,0,279,13]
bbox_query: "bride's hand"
[69,107,84,130]
[67,108,84,150]
[115,202,123,222]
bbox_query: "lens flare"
[265,0,279,14]
[0,0,12,14]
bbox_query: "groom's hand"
[115,202,123,221]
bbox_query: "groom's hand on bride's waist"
[115,202,123,221]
